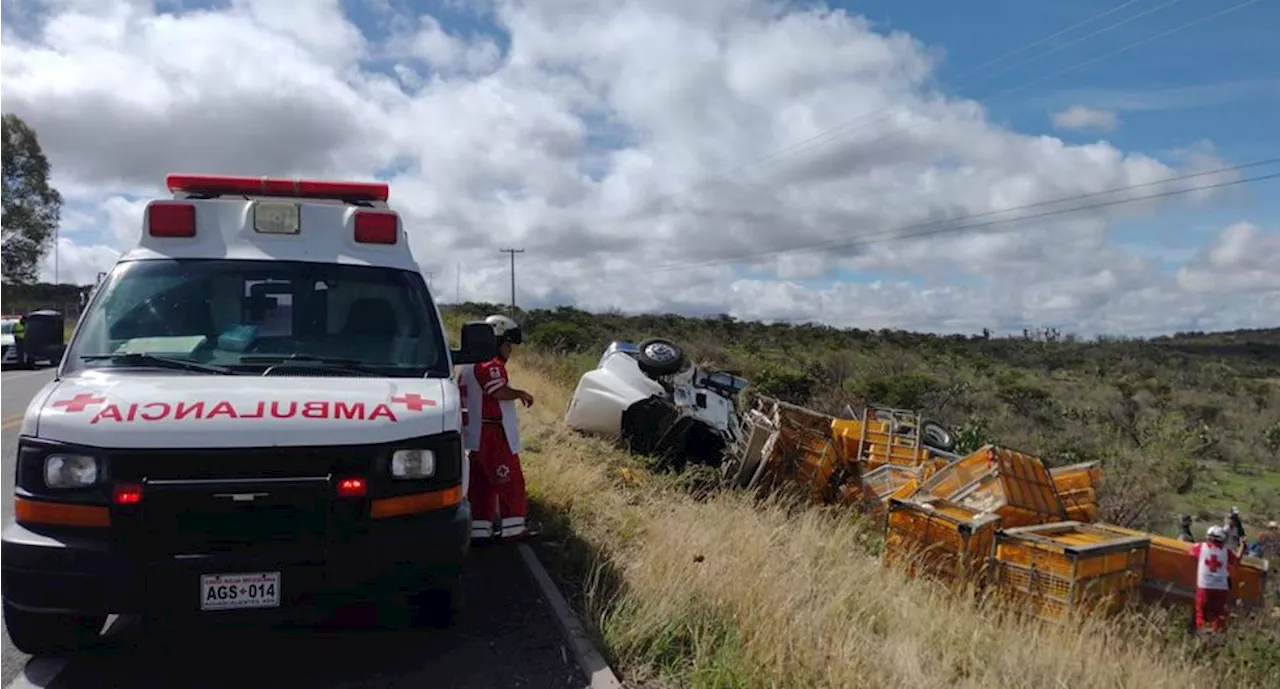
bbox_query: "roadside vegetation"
[444,304,1280,688]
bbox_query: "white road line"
[2,614,125,689]
[516,543,623,689]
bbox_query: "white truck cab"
[1,174,497,654]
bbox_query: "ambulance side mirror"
[452,321,498,365]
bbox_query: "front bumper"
[1,500,471,619]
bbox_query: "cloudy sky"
[3,0,1279,337]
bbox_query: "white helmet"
[1207,525,1226,542]
[484,314,523,345]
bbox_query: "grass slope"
[508,355,1277,689]
[442,305,1280,687]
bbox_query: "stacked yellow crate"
[914,445,1067,529]
[990,521,1149,623]
[1049,461,1103,523]
[883,496,1001,590]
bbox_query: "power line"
[643,157,1280,274]
[975,0,1186,84]
[498,248,525,313]
[646,169,1280,292]
[954,0,1148,77]
[566,157,1279,280]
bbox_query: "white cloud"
[1050,105,1120,132]
[3,0,1277,336]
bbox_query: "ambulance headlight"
[391,449,436,479]
[44,454,99,488]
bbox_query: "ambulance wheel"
[409,576,464,629]
[635,338,686,377]
[2,601,105,655]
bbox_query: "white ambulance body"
[1,174,496,654]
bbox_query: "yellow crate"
[916,445,1066,529]
[859,464,921,519]
[1050,461,1103,524]
[863,464,921,501]
[883,496,1001,589]
[991,521,1149,623]
[1102,524,1271,609]
[1049,461,1103,492]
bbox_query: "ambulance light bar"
[166,174,390,202]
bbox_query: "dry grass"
[506,354,1234,689]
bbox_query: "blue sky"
[33,0,1280,261]
[5,0,1278,335]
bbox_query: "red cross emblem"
[1204,554,1223,573]
[52,393,106,413]
[391,393,437,412]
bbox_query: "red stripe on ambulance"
[90,400,400,424]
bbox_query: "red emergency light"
[147,202,197,237]
[114,482,144,505]
[166,174,390,203]
[336,477,368,498]
[354,211,399,245]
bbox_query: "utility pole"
[455,263,461,304]
[498,248,524,314]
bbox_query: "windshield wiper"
[80,353,235,375]
[238,354,383,374]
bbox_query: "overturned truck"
[564,338,749,469]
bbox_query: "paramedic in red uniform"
[1191,525,1239,634]
[460,315,535,542]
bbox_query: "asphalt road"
[0,366,585,688]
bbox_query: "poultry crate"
[991,521,1149,623]
[1049,461,1103,523]
[884,496,1001,590]
[915,445,1067,529]
[1101,525,1271,609]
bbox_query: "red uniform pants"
[469,423,527,540]
[1194,587,1228,632]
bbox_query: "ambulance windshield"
[65,258,449,378]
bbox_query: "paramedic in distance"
[459,314,535,542]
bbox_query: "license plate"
[200,572,281,611]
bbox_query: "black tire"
[408,575,465,629]
[2,601,105,656]
[921,420,956,453]
[635,338,686,377]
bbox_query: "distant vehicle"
[10,309,68,367]
[564,338,749,469]
[0,318,16,363]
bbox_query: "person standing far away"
[1225,506,1246,557]
[1191,525,1239,637]
[458,314,536,543]
[13,314,27,368]
[1177,514,1194,542]
[1258,521,1280,597]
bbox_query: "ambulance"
[1,174,497,654]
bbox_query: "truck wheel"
[2,601,104,655]
[921,420,956,453]
[635,338,686,377]
[409,575,465,629]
